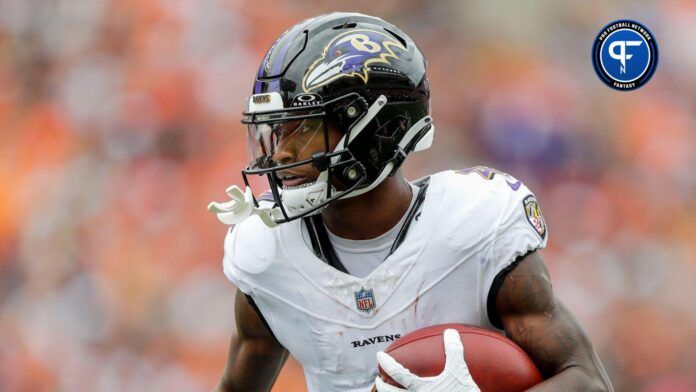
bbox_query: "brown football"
[378,324,543,392]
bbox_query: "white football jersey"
[222,168,548,392]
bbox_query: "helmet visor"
[246,117,326,169]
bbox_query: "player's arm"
[214,289,288,392]
[495,251,613,392]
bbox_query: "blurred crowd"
[0,0,694,391]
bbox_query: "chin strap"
[207,186,279,228]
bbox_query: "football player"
[209,12,612,392]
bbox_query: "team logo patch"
[355,287,376,312]
[591,20,658,91]
[302,29,407,93]
[523,195,546,240]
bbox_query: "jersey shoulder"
[430,166,548,242]
[435,166,526,198]
[222,215,281,292]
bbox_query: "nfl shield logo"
[355,287,376,312]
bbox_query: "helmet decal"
[254,15,323,94]
[301,29,407,92]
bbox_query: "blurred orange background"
[0,0,694,391]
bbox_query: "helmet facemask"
[241,91,434,225]
[241,92,378,224]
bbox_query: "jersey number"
[456,166,522,191]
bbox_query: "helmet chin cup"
[278,171,330,217]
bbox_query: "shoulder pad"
[222,215,278,291]
[436,167,548,245]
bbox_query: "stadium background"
[0,0,694,390]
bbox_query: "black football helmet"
[241,12,434,224]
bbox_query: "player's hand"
[374,329,481,392]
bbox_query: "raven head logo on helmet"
[302,29,407,92]
[209,12,435,227]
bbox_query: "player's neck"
[321,174,412,240]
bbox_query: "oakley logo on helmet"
[291,93,323,107]
[302,29,406,93]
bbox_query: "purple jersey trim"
[258,190,275,203]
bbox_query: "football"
[378,324,543,391]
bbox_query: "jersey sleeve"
[490,187,547,265]
[481,179,548,329]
